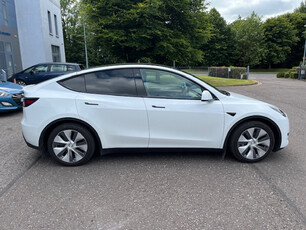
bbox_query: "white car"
[22,65,289,166]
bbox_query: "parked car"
[0,80,23,112]
[21,64,289,166]
[8,62,85,85]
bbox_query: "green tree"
[295,0,306,13]
[202,8,236,66]
[281,12,306,67]
[263,16,298,68]
[230,12,265,67]
[61,0,85,64]
[81,0,211,65]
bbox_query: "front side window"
[85,69,137,96]
[33,65,48,73]
[140,69,202,99]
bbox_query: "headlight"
[269,105,286,117]
[0,90,9,97]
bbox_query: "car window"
[140,69,203,99]
[23,66,35,73]
[79,64,85,70]
[85,69,137,96]
[67,65,76,71]
[50,64,67,72]
[58,75,86,92]
[33,65,49,73]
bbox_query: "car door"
[27,64,49,84]
[138,68,225,148]
[74,68,149,149]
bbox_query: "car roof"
[33,62,82,66]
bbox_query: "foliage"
[230,12,265,67]
[202,8,236,66]
[276,72,285,78]
[281,12,306,67]
[80,0,211,66]
[295,0,306,13]
[263,15,299,68]
[60,0,85,64]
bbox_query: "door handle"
[85,102,99,106]
[152,105,165,109]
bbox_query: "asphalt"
[0,76,306,230]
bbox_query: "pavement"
[0,75,306,230]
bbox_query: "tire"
[16,80,26,86]
[229,121,275,163]
[47,123,95,166]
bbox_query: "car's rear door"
[75,68,149,148]
[137,68,225,148]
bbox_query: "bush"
[277,72,285,78]
[289,72,298,79]
[209,66,247,79]
[284,72,290,78]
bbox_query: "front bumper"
[0,93,23,111]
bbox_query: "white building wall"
[15,0,65,69]
[39,0,65,63]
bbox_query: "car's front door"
[138,68,225,148]
[75,68,149,148]
[28,64,49,84]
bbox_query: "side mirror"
[201,90,214,102]
[30,70,34,75]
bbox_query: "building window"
[54,14,59,37]
[2,1,8,26]
[48,11,53,35]
[51,45,61,62]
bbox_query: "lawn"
[196,76,256,87]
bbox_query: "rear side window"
[50,64,67,72]
[85,69,137,96]
[59,75,86,92]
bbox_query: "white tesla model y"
[22,65,289,166]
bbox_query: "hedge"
[277,67,299,79]
[209,67,247,79]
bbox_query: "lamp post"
[83,22,89,69]
[303,25,306,67]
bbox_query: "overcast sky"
[207,0,303,22]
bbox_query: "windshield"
[182,70,230,96]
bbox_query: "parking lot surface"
[0,76,306,230]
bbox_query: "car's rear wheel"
[16,80,26,86]
[229,121,275,163]
[47,123,95,166]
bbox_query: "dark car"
[8,63,85,85]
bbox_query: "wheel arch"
[224,116,282,152]
[39,118,103,155]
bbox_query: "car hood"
[0,82,23,94]
[227,92,263,104]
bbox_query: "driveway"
[0,76,305,229]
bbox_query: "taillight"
[23,98,39,107]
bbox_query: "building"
[0,0,65,77]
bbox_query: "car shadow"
[0,109,22,117]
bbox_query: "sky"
[207,0,303,22]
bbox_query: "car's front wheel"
[47,123,95,166]
[229,121,275,163]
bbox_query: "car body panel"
[0,81,23,112]
[8,63,82,85]
[21,64,289,156]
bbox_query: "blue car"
[8,62,84,86]
[0,81,23,112]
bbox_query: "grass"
[196,75,256,87]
